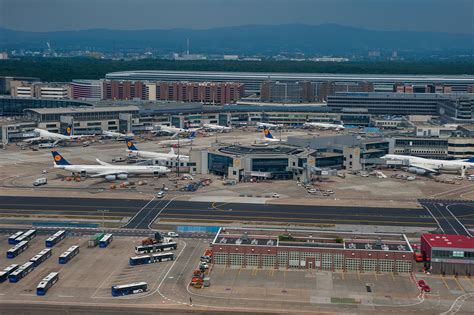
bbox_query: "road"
[0,195,452,229]
[419,199,473,236]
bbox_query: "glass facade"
[208,153,233,176]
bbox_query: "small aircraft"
[158,132,196,147]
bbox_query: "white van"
[33,178,47,186]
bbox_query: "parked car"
[167,231,179,237]
[272,193,280,198]
[156,191,165,198]
[200,256,212,263]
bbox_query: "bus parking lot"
[1,231,474,314]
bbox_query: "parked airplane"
[202,123,232,132]
[260,128,285,143]
[158,132,196,147]
[256,122,282,129]
[303,122,345,130]
[102,130,134,140]
[381,154,474,176]
[126,141,189,161]
[52,151,170,181]
[24,126,83,144]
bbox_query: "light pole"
[97,209,109,231]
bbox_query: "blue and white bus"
[129,252,174,266]
[14,229,36,244]
[111,282,147,297]
[134,242,177,255]
[7,240,29,259]
[99,234,113,248]
[8,231,24,245]
[58,245,79,264]
[0,264,19,283]
[45,230,66,247]
[9,261,35,283]
[36,272,59,296]
[30,248,52,267]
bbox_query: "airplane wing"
[96,159,112,166]
[170,133,179,139]
[90,170,128,178]
[23,137,42,143]
[410,163,437,173]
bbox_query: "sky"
[1,0,473,34]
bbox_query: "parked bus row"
[59,245,79,264]
[45,230,66,247]
[111,282,148,297]
[0,264,19,283]
[129,252,174,266]
[30,248,52,267]
[36,272,59,296]
[7,240,29,259]
[99,234,113,248]
[134,242,177,255]
[8,230,36,245]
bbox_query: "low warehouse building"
[211,227,414,273]
[421,233,474,276]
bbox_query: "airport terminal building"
[211,227,414,273]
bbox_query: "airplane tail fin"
[464,157,474,163]
[189,131,196,139]
[63,125,73,136]
[126,141,138,151]
[169,147,175,155]
[264,128,274,139]
[52,151,71,166]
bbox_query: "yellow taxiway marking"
[453,276,465,292]
[441,275,450,290]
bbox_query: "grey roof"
[24,106,139,114]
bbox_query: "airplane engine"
[117,174,128,180]
[408,167,427,175]
[105,175,117,181]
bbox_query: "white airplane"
[381,154,474,176]
[256,122,282,129]
[52,151,170,181]
[260,128,285,143]
[158,132,196,147]
[202,123,232,132]
[303,122,345,131]
[157,125,198,137]
[126,141,189,161]
[102,130,134,140]
[24,127,83,144]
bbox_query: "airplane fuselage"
[382,154,474,171]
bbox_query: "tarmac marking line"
[441,275,450,291]
[453,276,465,292]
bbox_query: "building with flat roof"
[211,227,413,273]
[10,81,71,100]
[24,106,140,135]
[106,70,474,95]
[420,234,474,275]
[0,97,94,117]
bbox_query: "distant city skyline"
[0,0,473,34]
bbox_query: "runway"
[0,196,460,229]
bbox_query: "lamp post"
[97,209,109,231]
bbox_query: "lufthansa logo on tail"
[264,129,269,136]
[66,127,71,134]
[127,141,132,147]
[54,155,61,162]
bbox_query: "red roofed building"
[421,234,474,276]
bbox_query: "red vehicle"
[417,279,426,287]
[422,285,431,293]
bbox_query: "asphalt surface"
[419,199,474,236]
[0,195,450,229]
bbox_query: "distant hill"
[1,24,473,55]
